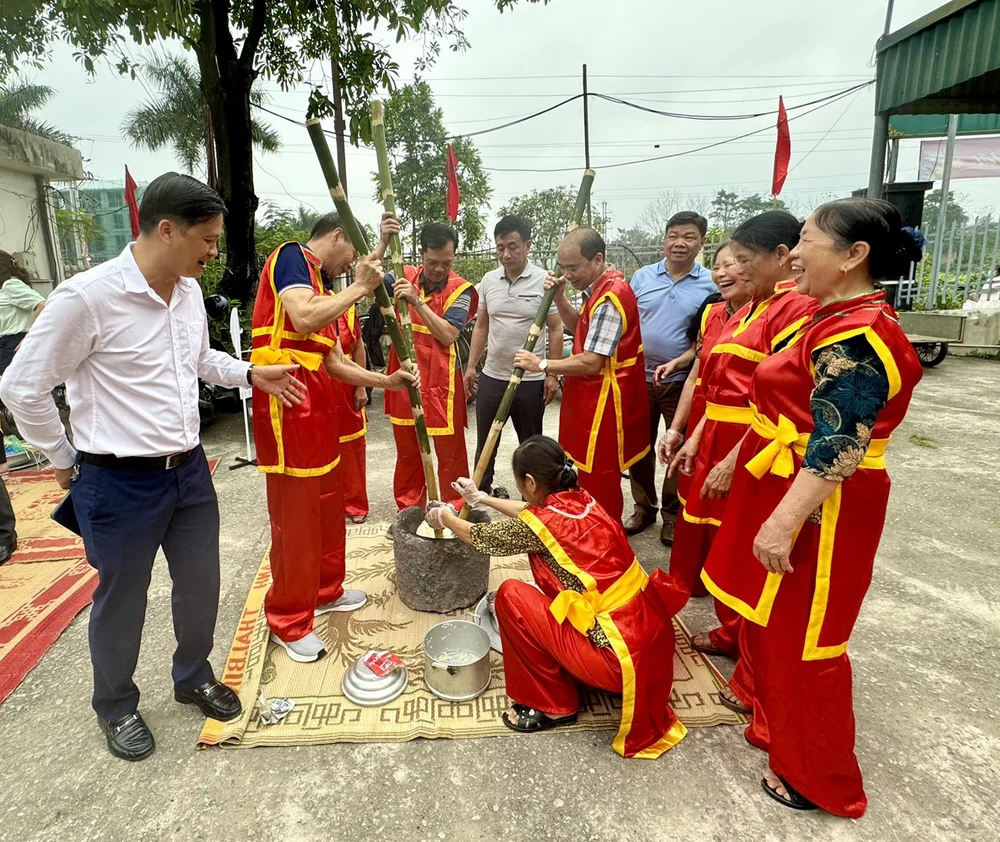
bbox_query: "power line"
[481,86,871,173]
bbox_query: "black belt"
[79,448,198,473]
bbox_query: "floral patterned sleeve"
[803,335,890,482]
[468,517,547,557]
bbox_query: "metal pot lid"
[342,654,408,707]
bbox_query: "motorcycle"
[199,294,243,427]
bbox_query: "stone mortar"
[394,506,491,613]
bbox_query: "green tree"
[3,0,546,302]
[55,208,105,246]
[377,80,491,254]
[922,189,968,238]
[0,78,72,144]
[122,53,279,181]
[499,185,605,251]
[709,189,787,233]
[612,226,660,248]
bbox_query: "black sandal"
[761,774,819,811]
[501,704,578,733]
[718,689,752,716]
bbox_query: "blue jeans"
[72,448,220,720]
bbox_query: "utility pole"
[928,114,959,309]
[582,64,591,226]
[204,101,218,192]
[867,0,896,199]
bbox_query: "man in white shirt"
[0,173,307,762]
[464,216,561,496]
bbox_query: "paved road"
[1,356,996,841]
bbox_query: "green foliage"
[0,77,73,144]
[121,53,279,175]
[499,185,605,252]
[55,208,104,246]
[612,226,661,248]
[710,190,787,233]
[922,190,969,238]
[376,80,491,252]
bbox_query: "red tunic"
[681,282,815,524]
[334,306,367,445]
[702,291,922,652]
[559,269,649,473]
[250,243,340,476]
[518,490,689,758]
[385,266,478,436]
[677,300,733,502]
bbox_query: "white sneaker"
[270,631,327,663]
[314,589,368,616]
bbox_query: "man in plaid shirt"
[514,228,649,521]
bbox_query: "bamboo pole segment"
[369,102,443,531]
[306,117,443,530]
[459,168,596,519]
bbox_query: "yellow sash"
[249,345,325,371]
[550,560,648,635]
[745,403,889,479]
[705,402,753,425]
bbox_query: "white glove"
[451,477,487,508]
[657,429,684,465]
[425,501,457,530]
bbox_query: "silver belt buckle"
[165,453,183,470]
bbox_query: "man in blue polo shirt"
[626,211,717,545]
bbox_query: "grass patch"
[908,434,938,449]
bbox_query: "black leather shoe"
[175,678,242,722]
[623,508,656,536]
[0,539,17,566]
[98,711,155,761]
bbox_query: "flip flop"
[761,775,819,811]
[691,632,724,656]
[718,690,752,716]
[501,704,578,734]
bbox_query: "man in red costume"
[334,305,369,523]
[377,218,478,511]
[251,214,415,663]
[515,228,649,522]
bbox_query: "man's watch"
[539,359,549,373]
[246,364,255,386]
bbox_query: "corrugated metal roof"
[890,113,1000,136]
[875,0,1000,115]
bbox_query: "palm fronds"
[0,80,74,144]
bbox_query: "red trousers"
[708,601,743,659]
[743,584,867,818]
[264,470,346,642]
[495,580,622,715]
[669,511,715,598]
[340,436,369,517]
[392,425,467,510]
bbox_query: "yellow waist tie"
[745,403,890,479]
[250,346,325,371]
[705,402,753,425]
[550,560,648,635]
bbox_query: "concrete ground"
[1,357,997,842]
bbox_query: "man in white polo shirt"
[464,216,562,497]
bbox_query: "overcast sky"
[33,0,1000,238]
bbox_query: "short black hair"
[138,172,226,235]
[564,227,606,261]
[494,215,532,242]
[813,198,925,281]
[310,212,344,240]
[732,210,802,254]
[420,222,459,252]
[666,211,708,238]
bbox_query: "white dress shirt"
[0,244,250,469]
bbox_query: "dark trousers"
[72,448,220,720]
[629,380,684,517]
[0,478,15,548]
[474,373,545,491]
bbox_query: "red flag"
[124,166,140,238]
[445,144,460,222]
[771,96,791,196]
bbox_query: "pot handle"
[429,662,459,676]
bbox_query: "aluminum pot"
[423,620,491,701]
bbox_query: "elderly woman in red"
[702,198,924,816]
[425,435,689,759]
